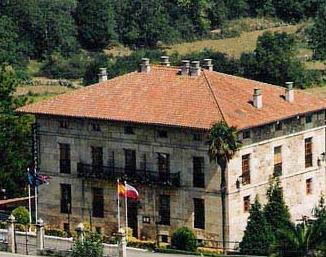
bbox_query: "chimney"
[253,88,262,108]
[180,60,190,75]
[285,81,294,103]
[140,58,150,73]
[98,68,107,82]
[190,61,201,76]
[203,59,213,71]
[160,56,170,66]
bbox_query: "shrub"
[45,228,68,238]
[171,227,197,252]
[11,207,30,225]
[127,237,156,250]
[71,232,103,257]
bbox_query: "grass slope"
[166,24,301,57]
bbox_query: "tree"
[308,3,326,60]
[71,232,103,257]
[240,197,275,256]
[114,0,177,47]
[0,65,32,197]
[207,120,242,251]
[272,0,305,22]
[0,16,27,70]
[11,207,30,225]
[75,0,117,50]
[241,32,308,88]
[264,178,292,236]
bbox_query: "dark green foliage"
[171,227,197,252]
[71,232,103,257]
[83,49,163,85]
[75,0,117,50]
[240,197,275,256]
[264,178,292,236]
[115,0,177,48]
[0,65,32,197]
[272,0,305,23]
[11,207,30,225]
[240,32,315,88]
[40,51,92,79]
[308,3,326,60]
[226,0,249,19]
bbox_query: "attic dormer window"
[158,130,168,138]
[275,121,282,131]
[91,123,101,132]
[306,113,313,124]
[59,120,68,129]
[242,130,250,139]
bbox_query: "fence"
[0,217,127,257]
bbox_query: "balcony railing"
[77,163,180,187]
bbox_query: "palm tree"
[276,215,326,257]
[207,121,242,252]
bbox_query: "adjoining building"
[18,57,326,246]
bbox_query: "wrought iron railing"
[77,163,180,187]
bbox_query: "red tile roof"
[17,66,326,130]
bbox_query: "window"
[274,146,282,176]
[158,130,168,138]
[59,120,68,129]
[305,138,313,168]
[124,126,134,135]
[242,130,250,139]
[140,153,147,171]
[243,196,250,212]
[193,133,202,141]
[158,153,170,182]
[108,150,115,168]
[60,184,71,214]
[193,157,205,188]
[306,178,312,195]
[92,188,104,218]
[194,198,205,229]
[306,114,313,124]
[161,235,168,243]
[242,154,250,184]
[63,223,70,233]
[91,123,101,131]
[275,122,282,131]
[91,146,103,173]
[159,195,170,225]
[59,143,71,174]
[125,149,136,175]
[95,227,102,234]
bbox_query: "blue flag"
[27,171,50,187]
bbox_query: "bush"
[127,237,156,250]
[171,227,197,252]
[11,207,30,225]
[71,232,103,257]
[40,51,92,79]
[45,228,68,238]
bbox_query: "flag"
[27,171,51,187]
[118,182,139,200]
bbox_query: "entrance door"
[127,199,138,237]
[125,149,136,176]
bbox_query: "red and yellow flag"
[118,181,139,200]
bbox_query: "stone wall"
[36,116,222,241]
[228,125,326,242]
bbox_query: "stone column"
[75,223,84,243]
[117,232,127,257]
[36,218,45,251]
[7,214,16,253]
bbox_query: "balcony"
[77,163,180,187]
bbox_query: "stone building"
[18,57,326,246]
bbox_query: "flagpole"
[35,185,38,223]
[124,181,128,237]
[28,183,32,232]
[117,179,121,232]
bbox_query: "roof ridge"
[202,70,228,124]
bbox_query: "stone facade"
[36,110,326,245]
